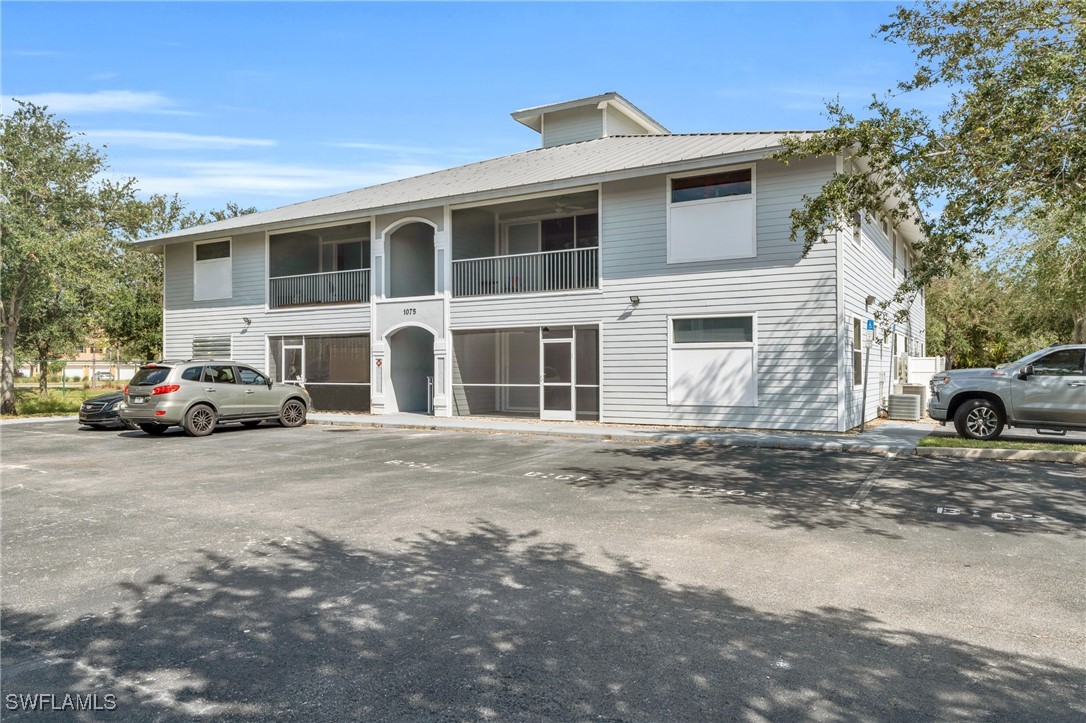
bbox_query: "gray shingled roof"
[142,131,816,245]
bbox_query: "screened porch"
[268,222,371,308]
[451,191,599,298]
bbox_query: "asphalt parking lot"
[2,421,1084,720]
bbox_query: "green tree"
[100,196,257,360]
[774,1,1085,301]
[1012,209,1086,343]
[1,101,143,414]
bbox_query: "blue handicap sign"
[866,319,875,331]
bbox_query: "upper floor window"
[667,166,756,264]
[193,239,232,301]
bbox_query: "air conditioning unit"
[888,393,922,421]
[901,383,927,411]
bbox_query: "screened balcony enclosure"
[269,222,371,308]
[451,191,599,298]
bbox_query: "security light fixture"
[243,317,252,326]
[864,295,875,307]
[629,295,641,306]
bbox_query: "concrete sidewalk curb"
[915,446,1086,465]
[309,416,1084,463]
[0,415,76,425]
[308,417,923,456]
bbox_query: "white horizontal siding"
[543,106,603,148]
[840,211,926,429]
[164,304,370,375]
[605,106,649,136]
[164,232,265,310]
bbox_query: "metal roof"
[141,131,817,245]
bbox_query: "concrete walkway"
[307,411,936,455]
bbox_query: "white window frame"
[666,163,757,264]
[667,312,758,407]
[852,318,864,387]
[193,238,232,301]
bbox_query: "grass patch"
[2,387,117,417]
[920,435,1086,453]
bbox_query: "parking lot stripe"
[848,453,897,509]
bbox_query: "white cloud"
[8,50,60,57]
[331,141,440,154]
[82,129,276,150]
[15,90,186,114]
[120,160,441,200]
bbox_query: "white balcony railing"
[452,247,598,298]
[269,268,369,309]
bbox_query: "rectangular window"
[674,317,753,344]
[195,240,230,261]
[671,170,752,203]
[852,319,863,386]
[668,166,756,264]
[192,336,231,360]
[193,239,232,301]
[669,315,757,407]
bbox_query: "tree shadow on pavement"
[3,522,1082,720]
[554,445,1086,537]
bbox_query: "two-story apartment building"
[139,93,925,432]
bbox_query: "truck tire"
[954,398,1004,440]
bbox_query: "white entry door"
[540,328,575,421]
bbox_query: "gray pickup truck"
[928,344,1086,440]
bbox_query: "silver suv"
[928,344,1086,440]
[120,360,311,437]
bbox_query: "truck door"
[1011,348,1085,426]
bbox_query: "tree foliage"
[774,0,1085,302]
[1,101,143,413]
[1010,208,1086,343]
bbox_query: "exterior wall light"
[629,296,641,306]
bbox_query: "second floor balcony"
[268,221,371,309]
[452,247,598,298]
[270,268,370,309]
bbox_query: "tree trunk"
[0,308,16,416]
[1074,304,1085,344]
[38,351,49,396]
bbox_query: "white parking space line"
[848,453,897,509]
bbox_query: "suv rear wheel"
[954,398,1005,440]
[183,404,217,437]
[280,399,307,427]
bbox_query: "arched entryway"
[387,325,435,413]
[387,221,435,298]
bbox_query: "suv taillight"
[151,384,181,396]
[123,385,129,395]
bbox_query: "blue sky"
[3,2,923,214]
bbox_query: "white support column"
[371,337,387,414]
[435,210,453,417]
